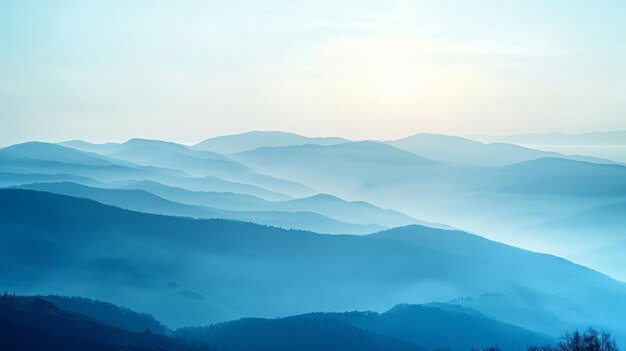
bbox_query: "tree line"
[469,327,618,351]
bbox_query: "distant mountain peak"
[193,131,350,154]
[123,138,183,146]
[306,193,342,201]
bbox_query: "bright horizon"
[2,1,626,145]
[4,129,626,149]
[3,2,626,348]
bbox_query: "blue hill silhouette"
[3,136,626,278]
[1,188,624,345]
[193,131,349,154]
[388,133,615,165]
[0,295,215,351]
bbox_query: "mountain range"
[470,131,626,146]
[1,189,624,345]
[1,131,625,349]
[192,131,349,154]
[1,132,624,279]
[387,133,614,166]
[1,294,556,351]
[467,131,626,163]
[0,295,214,351]
[177,303,552,351]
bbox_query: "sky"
[1,0,626,145]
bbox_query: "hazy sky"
[1,0,625,145]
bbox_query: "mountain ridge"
[1,188,624,344]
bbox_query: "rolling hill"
[468,131,626,163]
[387,133,613,165]
[12,182,381,234]
[177,314,420,351]
[193,131,349,154]
[178,303,552,351]
[39,295,169,334]
[1,189,624,345]
[0,171,103,188]
[272,193,445,229]
[327,303,553,350]
[0,295,214,351]
[61,138,316,198]
[13,181,221,218]
[232,141,436,193]
[115,180,431,229]
[473,131,626,146]
[0,141,116,166]
[5,139,625,280]
[0,142,189,182]
[116,179,271,211]
[2,294,554,351]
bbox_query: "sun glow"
[382,71,419,99]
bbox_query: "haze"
[2,0,626,145]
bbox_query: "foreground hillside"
[1,294,556,351]
[178,304,552,351]
[1,189,624,344]
[0,295,214,351]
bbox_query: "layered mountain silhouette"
[0,295,214,351]
[39,295,169,334]
[231,141,436,193]
[2,131,626,349]
[0,142,186,182]
[13,182,384,234]
[178,314,422,351]
[1,141,117,166]
[3,293,555,351]
[178,303,552,351]
[468,131,626,163]
[63,138,316,198]
[192,131,349,154]
[523,200,626,279]
[114,180,440,229]
[118,180,410,221]
[387,133,614,165]
[228,141,626,270]
[472,131,626,146]
[0,142,296,201]
[1,189,624,345]
[2,134,625,279]
[0,171,102,187]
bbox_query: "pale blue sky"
[1,0,625,145]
